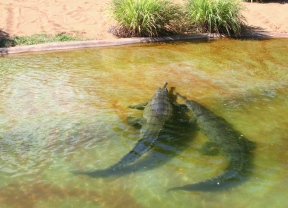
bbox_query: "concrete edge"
[1,32,287,55]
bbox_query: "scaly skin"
[108,82,173,170]
[72,82,173,177]
[168,93,255,192]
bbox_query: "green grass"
[0,0,248,46]
[185,0,246,36]
[0,33,90,47]
[13,33,90,46]
[111,0,182,37]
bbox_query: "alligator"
[72,82,174,177]
[168,93,255,192]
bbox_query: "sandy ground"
[0,0,288,40]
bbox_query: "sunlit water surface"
[0,39,288,208]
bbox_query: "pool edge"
[1,32,288,55]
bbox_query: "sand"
[0,0,288,40]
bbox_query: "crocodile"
[168,93,255,192]
[72,82,174,177]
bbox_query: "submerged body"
[109,82,173,170]
[73,82,173,177]
[168,93,255,192]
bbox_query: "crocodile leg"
[72,83,173,178]
[128,102,148,110]
[126,116,146,128]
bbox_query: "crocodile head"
[177,93,204,116]
[153,82,169,100]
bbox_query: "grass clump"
[11,33,89,46]
[110,0,182,37]
[185,0,246,36]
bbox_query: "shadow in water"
[167,94,256,192]
[72,87,197,178]
[168,145,255,192]
[72,87,256,193]
[74,112,197,178]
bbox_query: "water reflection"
[0,38,288,208]
[0,181,143,208]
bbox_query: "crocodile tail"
[167,169,244,192]
[167,150,254,193]
[71,136,160,178]
[109,135,159,170]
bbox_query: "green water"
[0,38,287,208]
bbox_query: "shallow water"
[0,38,288,208]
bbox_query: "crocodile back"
[141,86,173,140]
